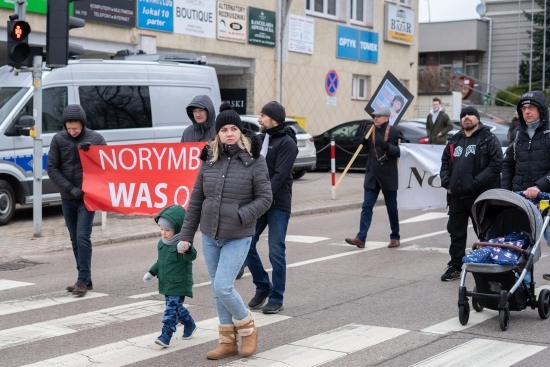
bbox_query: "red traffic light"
[9,20,31,41]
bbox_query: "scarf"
[260,133,270,157]
[162,232,181,246]
[526,119,540,139]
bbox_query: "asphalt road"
[1,207,550,366]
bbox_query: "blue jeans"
[202,234,250,324]
[162,295,193,331]
[356,187,399,242]
[61,198,95,284]
[246,208,290,304]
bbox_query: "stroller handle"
[472,241,524,253]
[515,191,550,199]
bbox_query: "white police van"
[0,54,221,225]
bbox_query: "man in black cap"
[501,91,550,281]
[440,106,502,281]
[47,104,106,296]
[245,101,298,314]
[345,107,404,250]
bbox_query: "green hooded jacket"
[149,205,197,297]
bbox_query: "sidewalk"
[0,172,372,262]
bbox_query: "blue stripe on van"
[1,154,48,173]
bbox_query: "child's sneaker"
[183,319,197,339]
[155,326,174,347]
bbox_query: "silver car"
[240,115,317,179]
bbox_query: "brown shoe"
[345,237,365,248]
[66,279,93,292]
[72,282,88,297]
[388,239,400,248]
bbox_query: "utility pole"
[278,0,292,104]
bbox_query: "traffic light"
[6,20,32,67]
[46,0,85,68]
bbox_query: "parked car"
[312,120,447,170]
[239,116,316,179]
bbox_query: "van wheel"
[292,170,306,179]
[0,180,16,226]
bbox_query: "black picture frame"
[364,70,414,126]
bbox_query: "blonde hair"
[209,133,252,163]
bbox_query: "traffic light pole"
[32,55,43,237]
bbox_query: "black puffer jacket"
[502,91,550,191]
[180,130,272,241]
[47,126,106,200]
[441,124,502,199]
[261,124,298,213]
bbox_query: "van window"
[17,87,68,133]
[79,86,152,130]
[0,87,29,126]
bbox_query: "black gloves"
[67,186,84,199]
[78,142,91,151]
[361,138,369,146]
[377,140,390,151]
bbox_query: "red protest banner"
[79,142,206,215]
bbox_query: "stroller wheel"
[537,289,550,319]
[499,309,510,331]
[458,302,470,325]
[472,287,484,312]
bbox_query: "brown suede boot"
[233,311,258,357]
[206,324,238,360]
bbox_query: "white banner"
[397,143,446,210]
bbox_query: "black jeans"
[447,195,477,269]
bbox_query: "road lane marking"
[130,242,387,298]
[410,338,546,367]
[400,225,473,244]
[398,245,449,254]
[223,324,409,367]
[20,312,290,367]
[285,235,330,243]
[400,212,448,224]
[0,291,108,316]
[0,300,165,349]
[0,279,34,291]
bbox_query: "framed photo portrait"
[364,71,414,126]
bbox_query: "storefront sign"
[74,0,137,28]
[248,7,275,47]
[174,0,216,39]
[0,0,47,14]
[336,26,378,63]
[288,14,314,55]
[137,0,173,33]
[217,1,246,43]
[384,3,415,46]
[220,88,247,115]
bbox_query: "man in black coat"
[501,91,550,280]
[345,107,404,250]
[47,104,106,296]
[440,106,502,281]
[245,101,298,314]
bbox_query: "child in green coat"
[143,204,197,347]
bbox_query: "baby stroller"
[457,189,550,331]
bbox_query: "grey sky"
[419,0,482,23]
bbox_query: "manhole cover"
[0,259,42,271]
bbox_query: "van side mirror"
[7,115,35,136]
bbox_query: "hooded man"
[181,95,217,142]
[501,91,550,281]
[440,106,503,281]
[47,104,106,296]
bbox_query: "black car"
[452,118,510,147]
[313,120,435,170]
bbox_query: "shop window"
[352,75,369,100]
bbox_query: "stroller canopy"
[472,189,543,262]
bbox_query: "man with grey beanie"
[47,104,106,296]
[245,101,298,314]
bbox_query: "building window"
[352,75,368,100]
[351,0,365,23]
[306,0,337,19]
[398,0,412,7]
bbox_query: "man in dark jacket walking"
[440,106,503,281]
[426,97,454,145]
[47,104,106,296]
[246,101,298,314]
[345,107,404,250]
[501,91,550,280]
[181,95,216,142]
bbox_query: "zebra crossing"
[0,278,547,367]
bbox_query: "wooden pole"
[333,125,375,190]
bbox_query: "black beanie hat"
[216,102,243,133]
[260,101,286,124]
[460,106,480,121]
[62,104,87,126]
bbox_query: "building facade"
[0,0,419,135]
